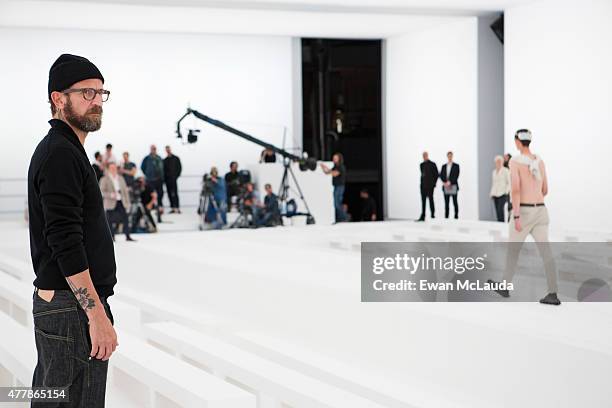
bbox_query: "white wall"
[0,27,294,210]
[505,0,612,231]
[385,18,479,220]
[477,14,504,221]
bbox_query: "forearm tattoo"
[66,277,96,311]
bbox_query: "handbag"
[444,184,457,195]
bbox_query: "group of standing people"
[418,151,460,221]
[418,150,523,224]
[140,144,183,214]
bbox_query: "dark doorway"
[301,38,383,221]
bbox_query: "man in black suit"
[418,151,439,221]
[439,151,460,219]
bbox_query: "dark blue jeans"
[333,185,347,222]
[493,194,508,222]
[31,289,114,407]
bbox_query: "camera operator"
[259,147,277,163]
[131,176,157,233]
[256,183,280,227]
[205,167,227,229]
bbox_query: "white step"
[144,321,390,408]
[113,331,256,408]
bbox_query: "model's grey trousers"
[502,206,559,293]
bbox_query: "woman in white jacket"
[490,155,511,222]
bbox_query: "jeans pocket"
[33,310,75,387]
[35,290,55,303]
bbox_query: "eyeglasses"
[62,88,110,102]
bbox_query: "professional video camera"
[201,173,215,195]
[230,184,258,228]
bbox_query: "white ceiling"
[0,0,525,38]
[27,0,535,15]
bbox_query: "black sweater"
[163,154,182,180]
[28,119,117,297]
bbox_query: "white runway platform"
[1,214,611,408]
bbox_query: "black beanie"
[48,54,104,101]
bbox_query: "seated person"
[256,183,280,227]
[131,176,157,233]
[359,189,377,221]
[259,147,277,163]
[242,182,261,223]
[224,161,241,210]
[205,167,227,229]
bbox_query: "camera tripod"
[198,190,224,230]
[278,160,315,225]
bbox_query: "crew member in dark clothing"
[418,151,439,221]
[320,153,348,223]
[225,161,241,210]
[28,54,117,406]
[92,151,104,181]
[259,147,277,163]
[132,176,157,232]
[242,182,261,223]
[439,151,460,219]
[359,189,377,221]
[163,145,182,213]
[119,151,137,188]
[141,144,164,214]
[257,183,280,226]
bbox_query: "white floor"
[1,213,611,407]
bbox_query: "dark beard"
[63,98,103,132]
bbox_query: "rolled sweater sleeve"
[38,148,89,277]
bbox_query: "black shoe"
[415,217,425,222]
[126,237,137,242]
[431,215,435,219]
[539,293,561,305]
[488,279,510,298]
